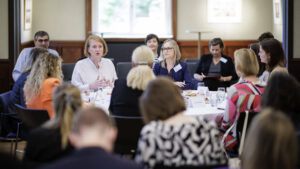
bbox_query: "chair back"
[184,58,199,63]
[236,111,258,155]
[62,63,75,81]
[0,91,11,114]
[14,104,50,130]
[116,62,132,79]
[153,164,227,169]
[186,62,197,77]
[110,115,144,155]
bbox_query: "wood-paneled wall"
[0,60,11,93]
[178,40,257,61]
[20,40,257,63]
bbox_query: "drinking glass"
[217,87,226,103]
[210,92,217,107]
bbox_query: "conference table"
[81,88,226,121]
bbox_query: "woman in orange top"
[24,52,63,119]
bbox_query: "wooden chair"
[110,115,144,156]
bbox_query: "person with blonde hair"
[241,108,297,169]
[109,45,155,116]
[71,35,117,91]
[153,39,194,90]
[23,83,82,166]
[24,52,63,119]
[135,77,227,168]
[41,107,143,169]
[220,48,265,152]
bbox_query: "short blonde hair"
[160,39,181,67]
[84,35,108,57]
[127,65,155,90]
[132,45,154,65]
[234,48,259,77]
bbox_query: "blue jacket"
[10,71,30,108]
[153,61,194,90]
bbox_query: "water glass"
[217,87,226,103]
[210,92,217,107]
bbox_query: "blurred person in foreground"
[42,106,143,169]
[23,83,82,168]
[135,77,227,169]
[241,108,297,169]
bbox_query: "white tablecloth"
[82,89,226,121]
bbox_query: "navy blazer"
[42,147,143,169]
[195,54,238,90]
[153,61,194,90]
[109,78,143,116]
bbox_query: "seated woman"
[258,38,287,84]
[71,35,117,91]
[109,45,156,116]
[23,83,82,167]
[220,49,264,151]
[153,39,193,90]
[10,48,48,108]
[135,77,227,169]
[194,38,237,91]
[261,71,300,167]
[145,33,161,62]
[241,108,297,169]
[24,52,63,119]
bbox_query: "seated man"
[42,107,143,169]
[12,30,59,81]
[194,38,238,91]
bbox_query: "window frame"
[85,0,177,42]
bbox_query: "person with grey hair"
[153,39,194,90]
[12,30,59,81]
[109,45,156,116]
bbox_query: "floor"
[0,139,27,160]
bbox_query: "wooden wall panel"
[0,60,10,93]
[178,40,257,61]
[49,41,85,63]
[20,40,257,64]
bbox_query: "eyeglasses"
[37,39,49,43]
[161,47,173,51]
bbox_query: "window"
[91,0,173,38]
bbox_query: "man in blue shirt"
[12,30,59,81]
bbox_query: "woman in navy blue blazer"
[153,39,194,90]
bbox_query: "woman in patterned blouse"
[220,48,265,151]
[135,77,227,169]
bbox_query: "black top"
[42,147,143,169]
[109,78,143,116]
[195,54,238,91]
[23,128,74,168]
